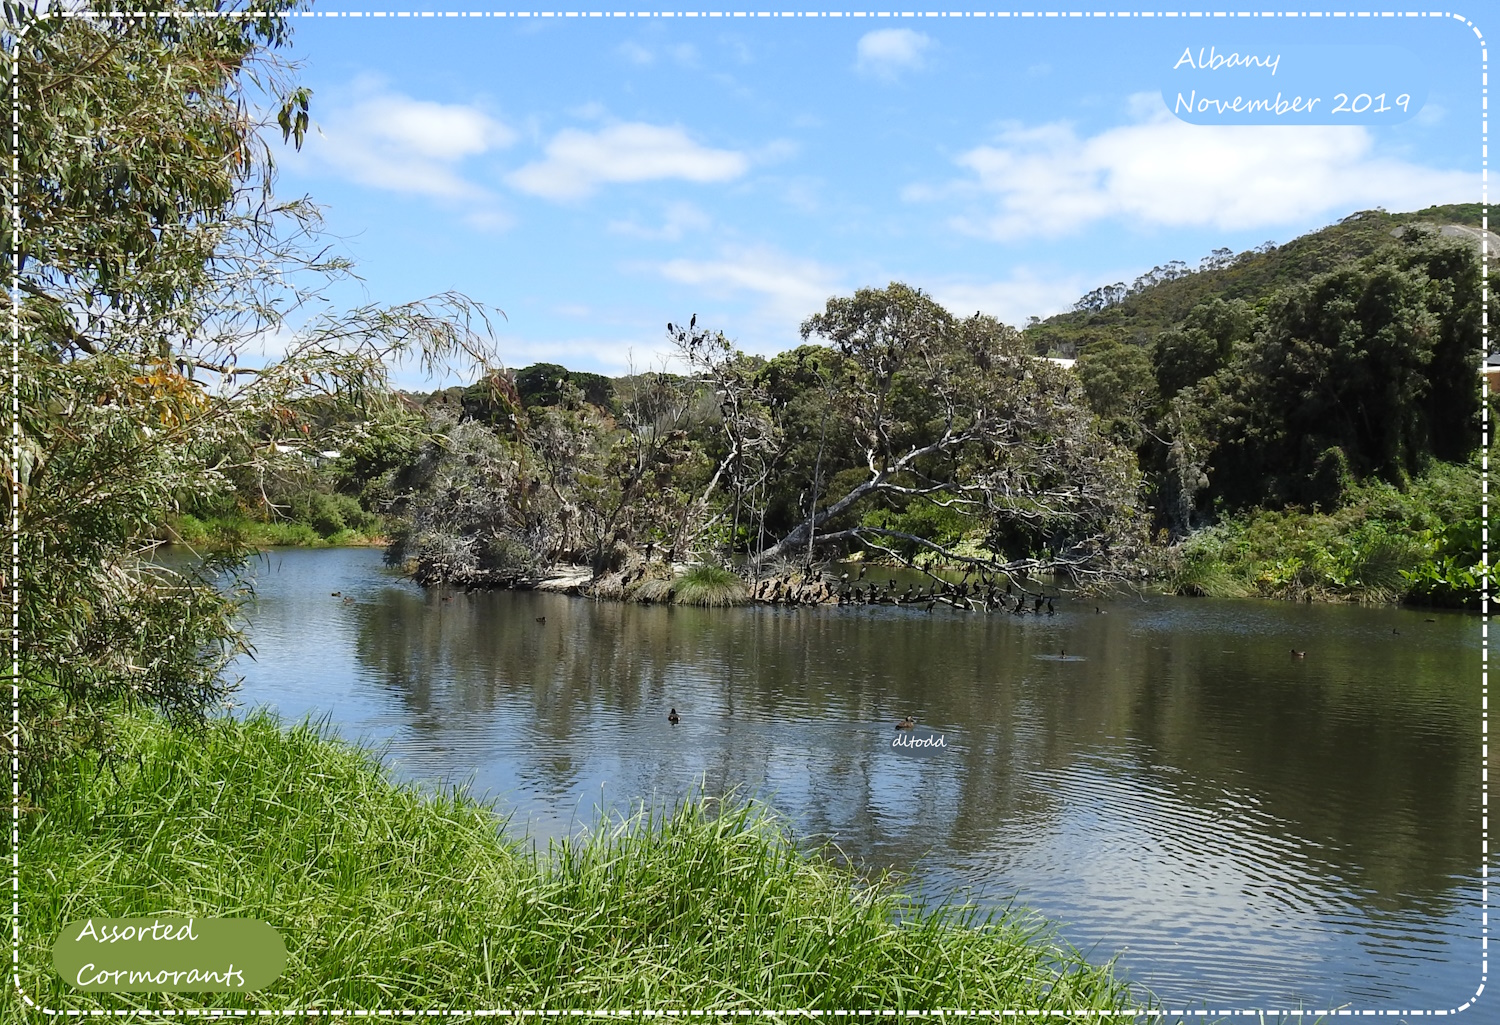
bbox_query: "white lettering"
[1173,45,1280,76]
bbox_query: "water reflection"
[228,548,1484,1011]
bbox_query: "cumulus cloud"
[507,123,749,201]
[923,93,1477,240]
[855,29,933,80]
[302,85,516,203]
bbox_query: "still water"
[226,547,1484,1014]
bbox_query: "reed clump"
[13,709,1146,1018]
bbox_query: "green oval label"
[52,918,286,992]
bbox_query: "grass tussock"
[627,563,750,606]
[13,710,1146,1019]
[629,576,676,603]
[670,564,750,606]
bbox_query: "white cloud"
[608,201,713,241]
[496,333,652,377]
[926,93,1477,240]
[617,41,698,68]
[1414,101,1446,127]
[301,85,515,205]
[508,123,749,201]
[855,29,933,80]
[654,246,843,343]
[929,270,1092,330]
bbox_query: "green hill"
[1024,203,1486,357]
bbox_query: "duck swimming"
[1290,649,1306,658]
[668,708,681,724]
[895,715,918,730]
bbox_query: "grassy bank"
[12,710,1147,1018]
[1164,458,1488,606]
[162,511,385,549]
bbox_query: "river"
[221,546,1484,1015]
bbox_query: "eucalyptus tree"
[7,1,500,791]
[675,284,1143,581]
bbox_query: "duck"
[1290,649,1306,658]
[535,616,546,624]
[668,708,681,724]
[895,715,918,730]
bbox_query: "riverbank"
[13,708,1147,1018]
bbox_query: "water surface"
[225,547,1484,1014]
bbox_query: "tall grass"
[670,563,750,606]
[12,710,1148,1019]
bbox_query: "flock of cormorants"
[754,563,1069,616]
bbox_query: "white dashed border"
[7,6,1491,1021]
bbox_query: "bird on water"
[668,708,681,724]
[1290,649,1306,658]
[895,715,918,730]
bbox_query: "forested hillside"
[1025,203,1486,357]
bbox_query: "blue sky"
[265,7,1483,388]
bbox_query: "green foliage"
[289,491,377,539]
[1026,205,1484,357]
[9,2,303,793]
[331,407,428,508]
[9,3,500,792]
[1150,298,1252,400]
[861,502,979,559]
[1076,338,1158,445]
[13,709,1141,1014]
[1195,234,1481,510]
[1166,458,1488,606]
[515,362,616,410]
